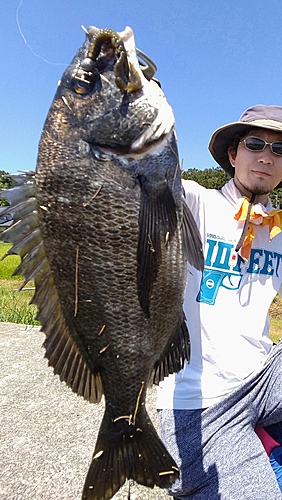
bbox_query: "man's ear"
[228,148,236,168]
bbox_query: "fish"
[0,26,204,500]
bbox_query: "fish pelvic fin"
[82,410,179,499]
[152,311,190,385]
[0,174,103,404]
[182,201,204,271]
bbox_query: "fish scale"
[0,26,204,500]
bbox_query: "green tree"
[0,171,16,206]
[182,167,231,189]
[269,188,282,208]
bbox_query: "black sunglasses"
[240,136,282,156]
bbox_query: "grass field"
[0,242,21,280]
[0,242,39,325]
[269,297,282,344]
[0,241,282,340]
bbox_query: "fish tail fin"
[82,411,179,500]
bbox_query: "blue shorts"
[158,342,282,499]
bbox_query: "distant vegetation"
[0,170,17,206]
[182,167,231,190]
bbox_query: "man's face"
[228,128,282,202]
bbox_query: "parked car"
[0,213,13,224]
[0,210,13,232]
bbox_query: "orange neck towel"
[234,197,282,261]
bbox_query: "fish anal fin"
[137,180,177,316]
[151,312,190,385]
[82,410,179,499]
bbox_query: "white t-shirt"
[157,179,282,409]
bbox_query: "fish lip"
[87,26,100,37]
[92,129,173,157]
[118,26,134,42]
[90,141,131,156]
[130,115,175,152]
[130,129,173,153]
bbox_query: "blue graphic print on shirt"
[197,237,282,305]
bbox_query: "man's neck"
[233,178,269,206]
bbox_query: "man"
[157,105,282,499]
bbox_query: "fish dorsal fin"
[0,174,103,403]
[137,176,177,316]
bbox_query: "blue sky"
[2,0,282,174]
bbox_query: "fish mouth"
[91,128,175,158]
[73,26,150,95]
[86,26,157,83]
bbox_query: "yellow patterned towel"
[234,197,282,261]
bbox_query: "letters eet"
[197,238,282,305]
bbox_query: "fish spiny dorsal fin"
[0,174,103,403]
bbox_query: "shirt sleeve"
[182,179,206,222]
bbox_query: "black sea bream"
[1,26,203,500]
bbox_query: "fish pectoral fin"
[0,174,103,404]
[182,201,204,271]
[137,180,177,316]
[151,312,190,385]
[82,410,179,500]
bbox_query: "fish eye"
[71,64,99,95]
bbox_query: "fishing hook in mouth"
[136,48,157,81]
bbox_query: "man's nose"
[258,146,274,164]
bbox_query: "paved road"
[1,322,170,500]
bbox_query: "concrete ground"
[0,322,171,500]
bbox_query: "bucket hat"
[209,104,282,177]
